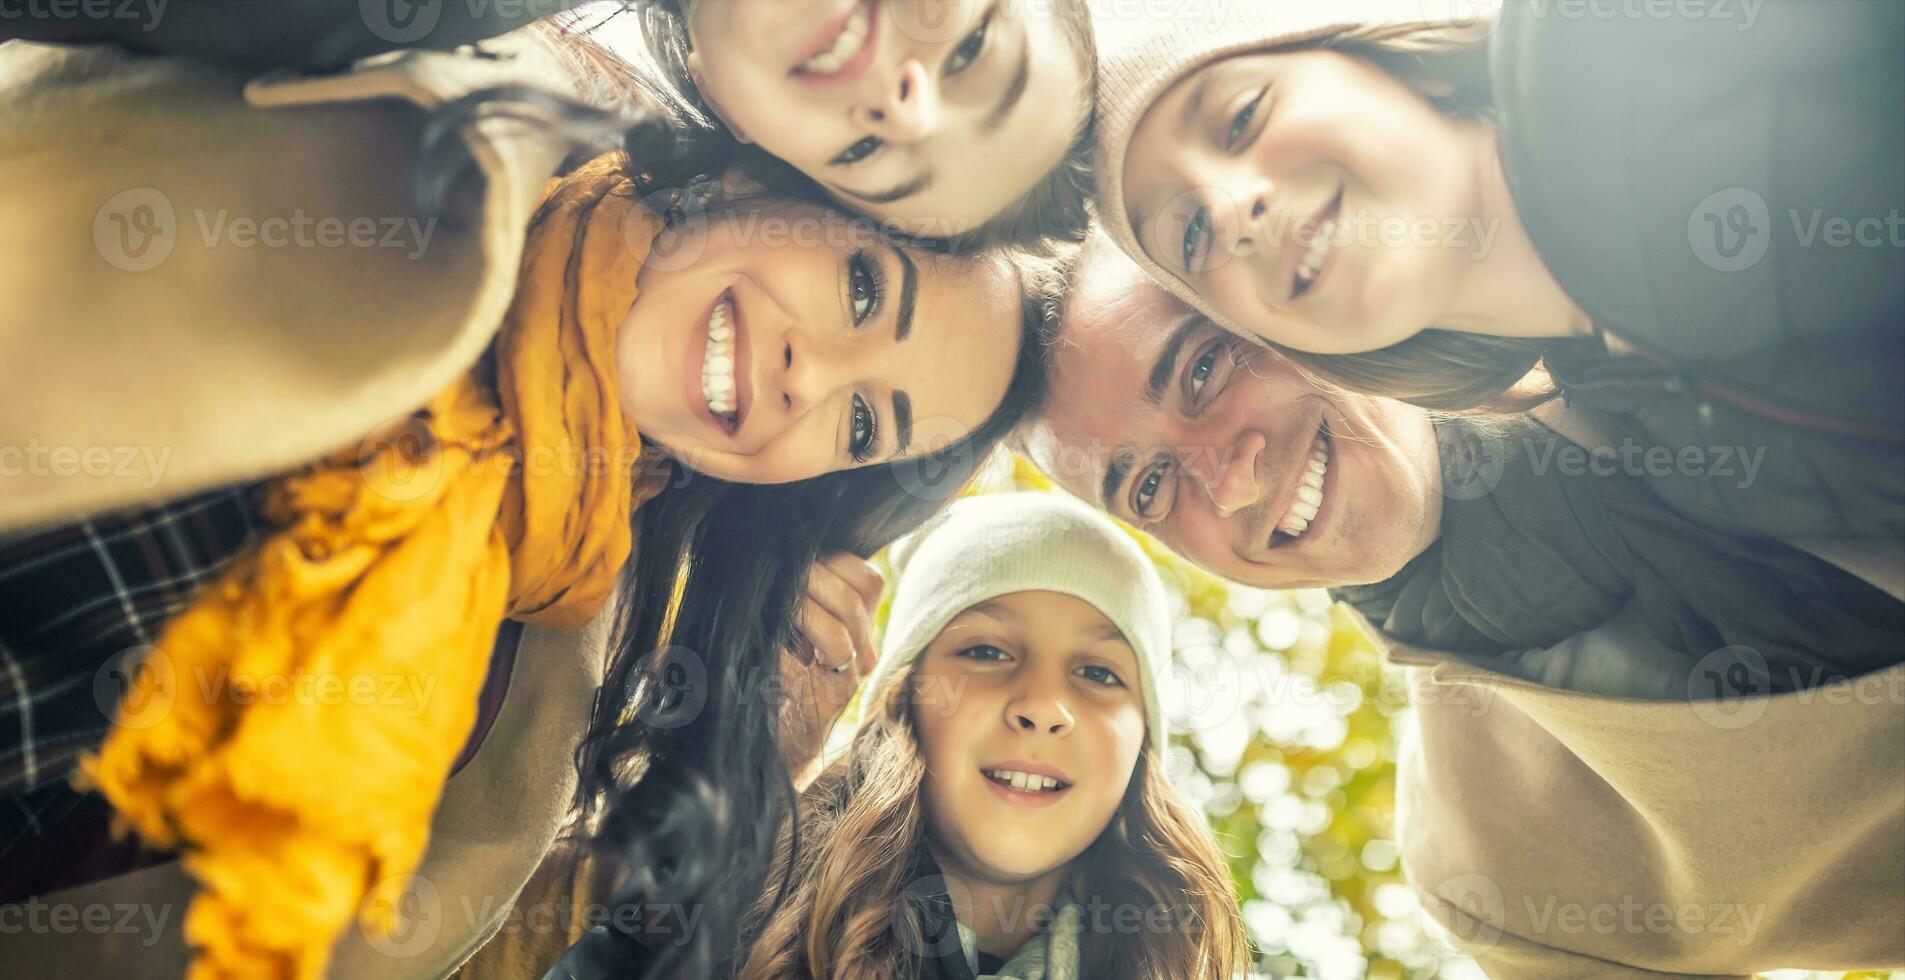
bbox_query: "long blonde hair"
[737,669,1249,979]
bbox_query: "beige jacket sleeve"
[1417,887,1746,980]
[0,34,570,534]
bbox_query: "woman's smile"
[791,0,879,83]
[1288,183,1344,303]
[691,287,753,441]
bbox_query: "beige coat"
[0,29,623,978]
[0,28,579,532]
[1363,598,1905,977]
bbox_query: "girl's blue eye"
[1227,89,1266,150]
[1181,208,1210,274]
[958,644,1008,662]
[847,250,884,325]
[1078,665,1125,687]
[849,393,878,462]
[833,136,883,166]
[946,12,991,75]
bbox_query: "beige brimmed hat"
[1092,0,1484,331]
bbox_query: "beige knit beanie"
[868,492,1173,751]
[1091,0,1485,331]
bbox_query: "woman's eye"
[1226,88,1267,150]
[1133,458,1173,519]
[958,644,1008,662]
[1181,208,1210,274]
[847,250,884,326]
[849,393,878,462]
[946,12,992,76]
[832,136,883,166]
[1078,665,1125,687]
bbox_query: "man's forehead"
[1063,255,1187,341]
[1019,414,1118,504]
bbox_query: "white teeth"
[985,769,1064,793]
[701,297,738,419]
[1294,219,1336,293]
[800,4,870,75]
[1277,429,1330,539]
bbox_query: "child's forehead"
[943,592,1132,645]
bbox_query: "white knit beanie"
[1091,0,1485,333]
[868,492,1173,751]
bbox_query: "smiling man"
[1016,233,1905,979]
[1018,237,1441,592]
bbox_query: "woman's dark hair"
[562,222,1056,980]
[413,23,1058,977]
[628,0,1096,254]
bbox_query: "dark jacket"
[1491,0,1905,542]
[1337,419,1905,691]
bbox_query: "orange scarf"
[80,156,665,979]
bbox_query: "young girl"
[629,0,1099,249]
[715,492,1248,978]
[0,23,1051,978]
[1090,0,1904,547]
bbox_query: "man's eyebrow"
[892,244,918,342]
[835,171,934,206]
[892,390,913,457]
[979,38,1031,135]
[1143,314,1205,407]
[1100,451,1135,512]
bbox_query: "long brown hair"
[737,667,1250,979]
[1248,19,1568,413]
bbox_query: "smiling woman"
[632,0,1100,250]
[616,194,1027,483]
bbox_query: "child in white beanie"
[736,492,1247,979]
